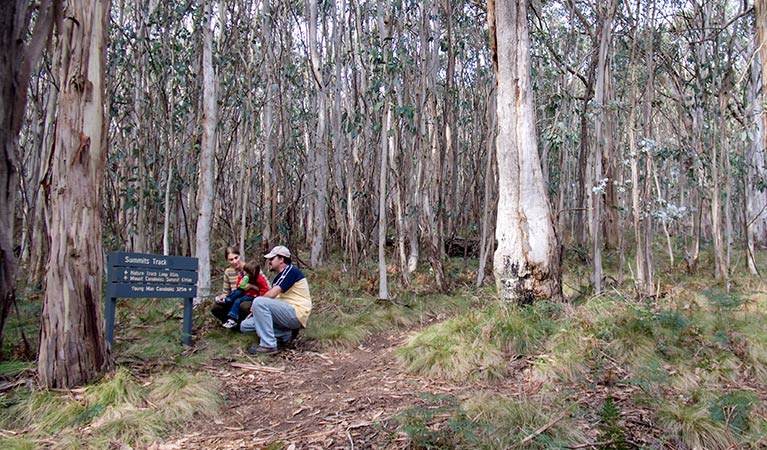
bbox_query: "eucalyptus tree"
[194,0,218,300]
[491,0,562,303]
[0,0,58,356]
[38,0,112,388]
[750,0,767,274]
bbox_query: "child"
[221,260,269,328]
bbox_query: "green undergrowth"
[397,286,767,448]
[395,392,585,449]
[0,368,222,449]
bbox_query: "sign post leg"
[182,297,193,346]
[105,297,116,348]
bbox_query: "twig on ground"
[230,362,285,373]
[347,429,355,450]
[516,412,567,447]
[566,440,616,449]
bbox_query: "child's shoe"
[215,296,227,304]
[222,319,237,329]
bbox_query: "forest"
[1,0,767,448]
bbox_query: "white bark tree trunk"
[194,0,217,301]
[491,0,562,303]
[38,0,112,388]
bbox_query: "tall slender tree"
[491,0,562,303]
[194,0,217,302]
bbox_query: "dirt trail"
[159,331,471,449]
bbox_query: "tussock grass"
[657,401,732,450]
[89,405,166,448]
[0,436,37,450]
[396,313,507,381]
[462,393,586,448]
[305,287,477,349]
[147,371,223,423]
[397,304,560,381]
[1,390,84,433]
[0,360,34,377]
[531,325,595,385]
[84,367,145,407]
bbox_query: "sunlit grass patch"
[0,436,37,450]
[656,400,732,450]
[0,389,84,434]
[396,314,506,380]
[306,288,477,349]
[0,360,34,378]
[304,310,370,348]
[396,312,506,381]
[89,405,166,448]
[148,371,223,423]
[531,325,595,385]
[462,393,586,448]
[398,303,561,382]
[84,367,145,408]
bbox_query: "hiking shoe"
[278,329,300,349]
[247,345,278,355]
[222,319,238,329]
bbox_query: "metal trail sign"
[106,252,198,346]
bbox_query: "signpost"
[106,252,198,346]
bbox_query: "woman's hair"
[243,260,261,279]
[225,246,240,259]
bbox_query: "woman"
[210,247,254,325]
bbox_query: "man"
[240,245,311,354]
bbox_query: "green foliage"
[709,391,759,435]
[598,398,628,450]
[397,394,479,449]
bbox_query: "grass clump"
[0,389,84,433]
[89,405,166,448]
[657,400,732,450]
[0,436,38,450]
[148,371,223,424]
[397,394,479,449]
[397,303,558,382]
[461,393,586,448]
[84,367,145,407]
[396,312,506,381]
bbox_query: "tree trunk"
[309,0,328,267]
[491,0,562,303]
[194,0,217,301]
[477,88,497,287]
[0,0,58,357]
[38,0,112,388]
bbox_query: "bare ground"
[156,329,530,450]
[154,326,673,450]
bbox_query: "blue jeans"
[227,294,254,320]
[239,297,302,348]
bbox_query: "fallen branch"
[230,362,285,373]
[566,440,616,449]
[516,412,567,447]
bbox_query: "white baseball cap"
[264,245,291,259]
